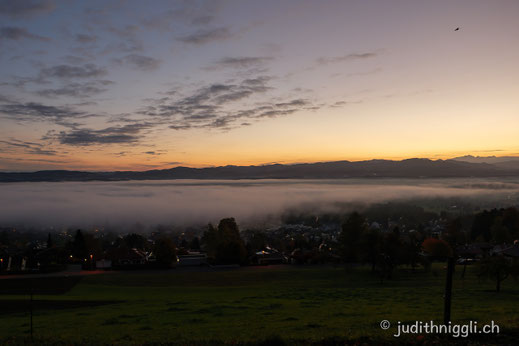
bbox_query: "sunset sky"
[0,0,518,171]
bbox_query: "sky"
[0,0,518,171]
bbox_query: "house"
[251,249,287,265]
[95,259,112,269]
[104,247,147,269]
[497,241,519,258]
[177,252,207,266]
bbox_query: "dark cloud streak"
[0,0,55,19]
[177,27,233,45]
[40,64,107,79]
[317,51,380,64]
[55,123,154,146]
[0,100,86,121]
[210,56,274,69]
[137,75,323,131]
[35,80,114,98]
[75,33,97,43]
[0,138,58,156]
[115,54,161,71]
[0,26,50,41]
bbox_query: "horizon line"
[2,155,519,173]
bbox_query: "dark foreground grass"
[1,264,518,345]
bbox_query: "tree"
[189,237,200,250]
[443,218,465,251]
[202,223,219,255]
[71,230,87,259]
[470,208,519,243]
[153,238,177,268]
[202,218,247,265]
[478,255,511,292]
[46,233,53,249]
[339,212,366,263]
[123,233,148,250]
[502,207,519,240]
[246,231,268,253]
[377,229,402,280]
[422,238,452,259]
[491,217,512,244]
[358,228,381,272]
[400,231,424,270]
[471,209,499,241]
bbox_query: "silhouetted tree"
[189,237,200,250]
[123,233,148,250]
[478,255,511,292]
[443,218,465,250]
[46,233,53,249]
[153,238,177,268]
[202,218,247,265]
[72,230,87,259]
[400,231,424,270]
[491,217,512,244]
[471,209,501,242]
[339,212,366,263]
[422,237,452,259]
[358,228,381,272]
[471,207,519,243]
[377,229,402,279]
[0,230,9,247]
[246,231,268,252]
[502,207,519,240]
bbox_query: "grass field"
[1,264,518,345]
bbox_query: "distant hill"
[1,158,519,182]
[451,155,519,170]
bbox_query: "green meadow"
[1,265,518,345]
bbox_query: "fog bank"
[1,178,518,229]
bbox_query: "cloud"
[0,138,57,156]
[141,2,221,31]
[141,77,273,120]
[143,151,165,156]
[35,80,114,98]
[0,0,55,19]
[274,99,308,108]
[116,54,161,71]
[0,99,87,122]
[191,15,214,25]
[317,51,380,64]
[62,55,88,64]
[0,26,50,41]
[169,124,192,130]
[139,76,320,131]
[177,27,233,45]
[104,24,143,53]
[40,64,107,79]
[210,56,274,69]
[75,33,97,43]
[55,123,153,146]
[35,80,115,98]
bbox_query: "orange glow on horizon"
[2,148,518,172]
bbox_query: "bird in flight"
[455,27,460,31]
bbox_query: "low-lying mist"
[1,178,518,230]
